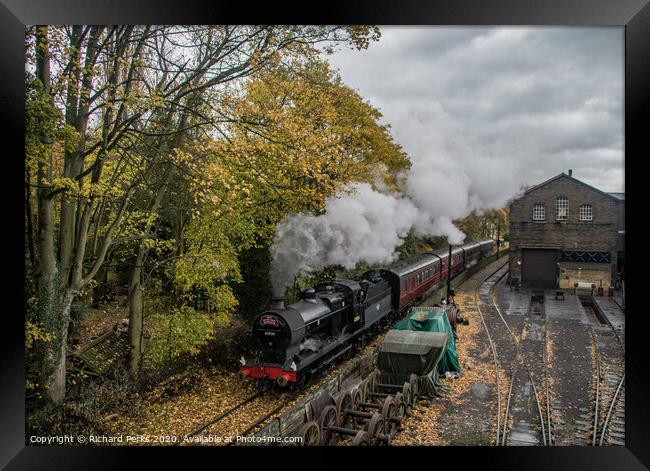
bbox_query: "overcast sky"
[327,26,624,197]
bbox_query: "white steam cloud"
[270,103,520,295]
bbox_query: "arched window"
[533,203,545,221]
[579,204,593,221]
[556,197,569,220]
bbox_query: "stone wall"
[558,262,612,289]
[508,174,620,283]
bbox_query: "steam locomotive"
[240,239,495,387]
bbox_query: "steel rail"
[544,326,553,446]
[592,307,625,447]
[175,390,265,445]
[592,348,601,447]
[500,353,517,445]
[229,401,287,446]
[488,269,547,446]
[474,261,509,446]
[599,372,625,446]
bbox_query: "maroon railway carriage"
[370,239,495,310]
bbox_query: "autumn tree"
[25,25,381,403]
[454,208,509,242]
[160,57,410,343]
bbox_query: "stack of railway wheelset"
[296,371,419,446]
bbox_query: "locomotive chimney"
[270,296,285,310]
[300,288,317,303]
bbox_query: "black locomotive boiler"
[240,239,494,387]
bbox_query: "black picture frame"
[2,1,647,469]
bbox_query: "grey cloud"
[327,26,624,193]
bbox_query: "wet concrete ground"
[542,291,594,445]
[593,296,625,337]
[393,261,625,446]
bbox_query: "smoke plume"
[270,103,518,295]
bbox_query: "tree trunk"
[47,291,74,404]
[34,25,66,404]
[25,164,37,271]
[127,177,171,376]
[126,102,193,377]
[58,25,82,290]
[127,244,146,376]
[91,259,110,308]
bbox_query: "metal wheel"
[318,405,339,446]
[359,378,370,403]
[304,403,314,422]
[351,387,362,410]
[298,372,311,390]
[393,392,407,423]
[409,373,419,398]
[352,430,370,446]
[299,421,321,446]
[365,412,385,445]
[381,397,398,437]
[380,396,395,419]
[369,371,380,393]
[336,391,354,428]
[402,383,414,414]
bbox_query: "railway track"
[473,261,509,446]
[175,313,396,446]
[498,293,548,446]
[541,296,625,447]
[587,303,625,447]
[475,263,553,446]
[175,390,294,446]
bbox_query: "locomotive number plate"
[260,315,280,327]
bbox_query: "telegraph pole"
[496,219,500,259]
[446,243,452,303]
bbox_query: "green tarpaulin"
[377,330,449,398]
[393,306,461,374]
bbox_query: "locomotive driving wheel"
[318,405,339,446]
[299,421,321,446]
[298,372,311,390]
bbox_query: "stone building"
[508,171,624,288]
